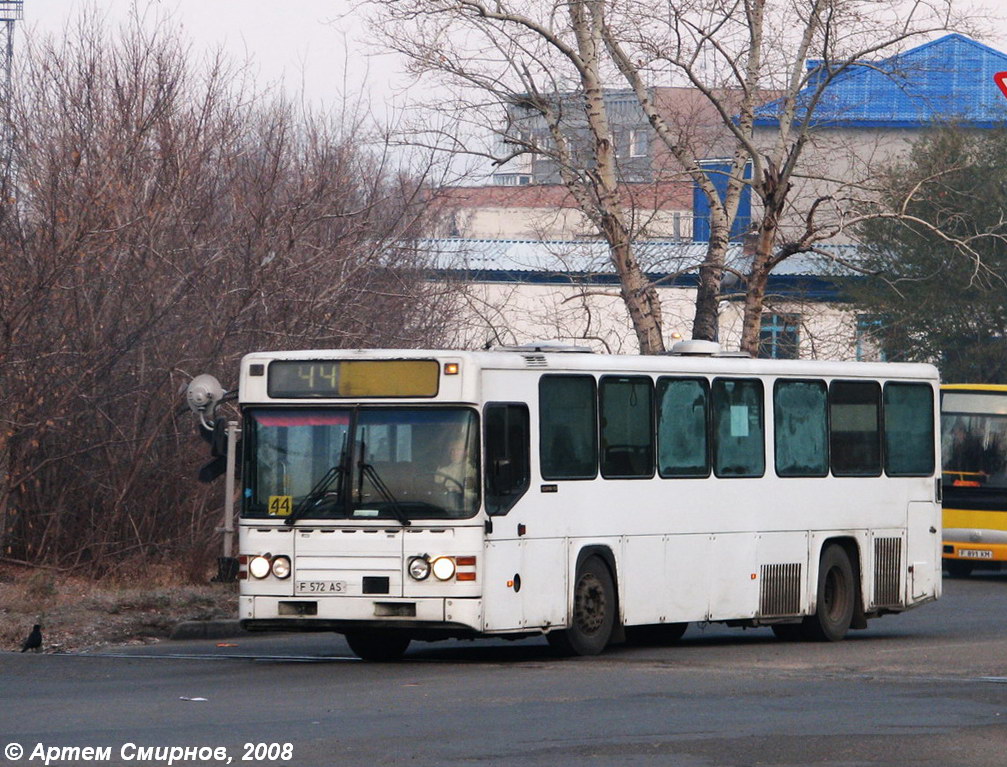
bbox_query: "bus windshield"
[244,407,480,520]
[941,391,1007,503]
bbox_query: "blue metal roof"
[754,34,1007,128]
[420,237,857,299]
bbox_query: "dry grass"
[0,562,238,653]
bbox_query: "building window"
[629,129,648,158]
[856,315,886,361]
[758,313,800,359]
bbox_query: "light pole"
[0,1,23,179]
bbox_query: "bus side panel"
[620,535,667,626]
[521,537,568,630]
[623,534,711,624]
[756,531,811,617]
[907,501,941,602]
[482,537,569,632]
[482,539,524,632]
[706,533,759,621]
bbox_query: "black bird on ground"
[20,624,42,653]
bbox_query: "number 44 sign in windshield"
[995,72,1007,100]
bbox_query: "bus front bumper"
[239,595,483,633]
[942,537,1007,564]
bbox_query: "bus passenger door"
[481,402,531,632]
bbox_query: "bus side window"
[712,378,765,478]
[774,379,829,477]
[539,375,598,480]
[657,377,710,478]
[484,404,530,515]
[830,380,881,476]
[600,376,654,479]
[884,383,935,476]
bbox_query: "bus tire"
[547,555,616,656]
[344,631,411,661]
[802,544,855,642]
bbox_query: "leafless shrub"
[0,12,452,571]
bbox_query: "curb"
[169,620,245,641]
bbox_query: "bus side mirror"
[198,417,230,458]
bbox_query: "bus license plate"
[958,549,993,559]
[296,580,347,594]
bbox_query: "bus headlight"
[408,556,431,581]
[431,556,456,581]
[271,556,291,579]
[248,555,271,579]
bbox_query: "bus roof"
[942,383,1007,392]
[242,348,940,382]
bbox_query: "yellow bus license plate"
[958,549,993,559]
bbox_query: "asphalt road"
[2,575,1007,767]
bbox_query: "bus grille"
[759,563,802,616]
[873,537,902,607]
[522,354,548,368]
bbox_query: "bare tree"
[367,0,977,355]
[369,0,678,353]
[0,11,452,570]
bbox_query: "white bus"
[197,343,942,660]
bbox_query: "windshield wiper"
[357,455,411,526]
[285,435,349,526]
[283,464,345,526]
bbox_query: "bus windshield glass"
[941,391,1007,501]
[244,407,480,520]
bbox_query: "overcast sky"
[14,1,1007,112]
[20,1,402,111]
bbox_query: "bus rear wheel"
[344,631,411,661]
[547,555,615,656]
[802,544,855,642]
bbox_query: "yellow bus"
[941,384,1007,576]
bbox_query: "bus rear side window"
[774,380,828,477]
[657,377,710,477]
[884,383,935,476]
[539,375,598,480]
[830,381,881,476]
[712,378,765,478]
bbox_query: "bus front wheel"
[803,544,855,642]
[548,555,616,656]
[344,631,411,662]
